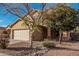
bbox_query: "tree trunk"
[59,31,62,44]
[52,30,56,39]
[67,31,70,41]
[29,31,33,48]
[47,28,51,40]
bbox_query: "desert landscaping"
[0,3,79,56]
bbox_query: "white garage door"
[14,30,29,41]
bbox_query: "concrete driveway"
[9,39,26,45]
[0,39,29,56]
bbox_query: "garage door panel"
[14,30,29,41]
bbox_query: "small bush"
[0,41,8,49]
[0,38,9,49]
[0,31,9,49]
[43,41,56,48]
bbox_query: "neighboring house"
[6,9,47,41]
[0,27,6,34]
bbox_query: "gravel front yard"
[44,41,79,56]
[0,41,48,56]
[1,41,79,56]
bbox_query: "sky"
[0,3,79,27]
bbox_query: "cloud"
[0,19,3,22]
[1,25,7,27]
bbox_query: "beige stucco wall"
[11,20,27,30]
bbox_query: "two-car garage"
[6,19,30,41]
[13,29,29,41]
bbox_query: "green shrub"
[74,26,79,32]
[43,41,56,48]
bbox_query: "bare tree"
[1,3,46,48]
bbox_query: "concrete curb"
[0,53,10,56]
